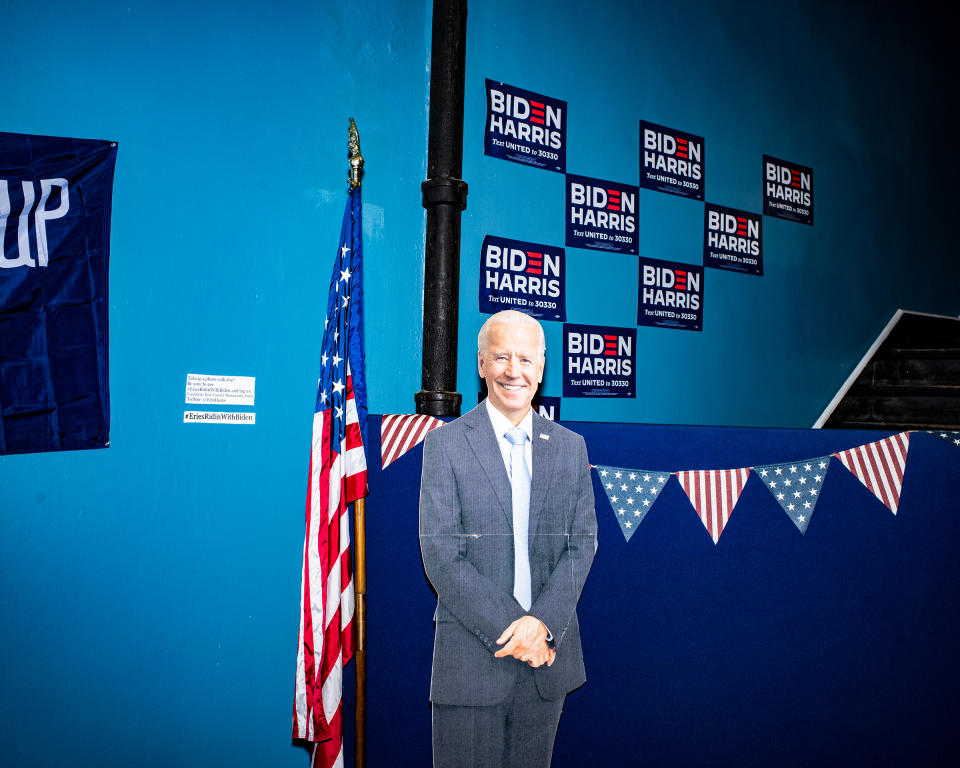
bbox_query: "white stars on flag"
[294,186,366,768]
[928,430,960,451]
[593,465,670,542]
[753,456,831,534]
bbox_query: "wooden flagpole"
[353,495,367,768]
[347,117,367,768]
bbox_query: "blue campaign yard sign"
[1,131,118,455]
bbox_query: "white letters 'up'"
[0,178,70,268]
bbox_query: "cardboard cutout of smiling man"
[419,310,598,768]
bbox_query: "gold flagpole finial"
[348,118,364,188]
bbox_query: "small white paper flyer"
[183,411,256,425]
[185,374,256,406]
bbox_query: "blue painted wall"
[459,1,956,427]
[1,1,954,766]
[2,1,430,765]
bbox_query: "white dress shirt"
[485,399,533,480]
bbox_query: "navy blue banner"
[565,174,639,254]
[703,203,763,275]
[1,131,117,455]
[484,79,566,173]
[639,120,705,200]
[562,323,636,398]
[533,395,561,421]
[477,392,561,421]
[763,154,814,225]
[479,235,565,321]
[637,257,703,331]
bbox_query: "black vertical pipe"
[417,0,468,417]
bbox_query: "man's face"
[478,321,545,425]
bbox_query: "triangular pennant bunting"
[676,468,751,544]
[380,413,444,469]
[593,465,671,541]
[753,457,831,534]
[927,430,960,451]
[834,432,910,514]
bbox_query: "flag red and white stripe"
[380,413,443,469]
[293,373,366,767]
[676,468,751,544]
[293,184,366,768]
[834,432,910,514]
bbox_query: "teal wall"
[2,1,430,765]
[1,1,954,766]
[458,2,954,428]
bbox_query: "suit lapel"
[463,404,513,526]
[529,412,557,537]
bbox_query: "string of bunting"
[375,417,959,543]
[595,430,959,544]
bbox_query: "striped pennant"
[834,432,910,514]
[380,413,443,469]
[676,468,751,544]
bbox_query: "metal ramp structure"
[815,310,960,429]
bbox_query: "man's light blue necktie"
[505,427,532,611]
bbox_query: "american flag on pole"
[293,185,367,768]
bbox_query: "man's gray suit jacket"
[419,403,597,706]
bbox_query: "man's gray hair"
[477,310,546,358]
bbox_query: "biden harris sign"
[1,132,117,455]
[562,323,636,398]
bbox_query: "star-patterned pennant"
[593,465,671,541]
[676,468,751,544]
[753,457,831,534]
[927,430,960,451]
[834,432,910,515]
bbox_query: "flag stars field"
[754,456,832,535]
[594,464,672,542]
[930,430,960,450]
